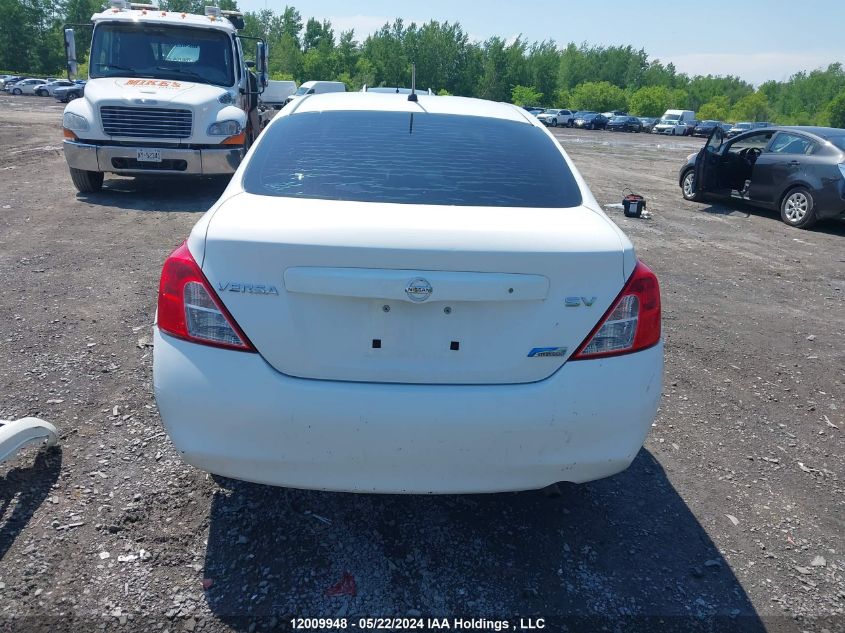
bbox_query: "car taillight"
[157,242,255,352]
[571,261,660,360]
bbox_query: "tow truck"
[61,0,267,193]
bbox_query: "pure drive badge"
[527,347,568,358]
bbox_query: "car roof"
[780,126,845,140]
[288,92,533,124]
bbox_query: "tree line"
[1,0,844,126]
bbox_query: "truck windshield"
[90,23,234,87]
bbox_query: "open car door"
[693,125,726,195]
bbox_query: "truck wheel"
[69,168,104,193]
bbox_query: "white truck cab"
[61,0,268,193]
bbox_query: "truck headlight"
[207,120,241,136]
[62,112,89,132]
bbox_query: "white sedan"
[7,78,47,95]
[652,118,688,136]
[153,92,663,494]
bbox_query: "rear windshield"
[242,111,583,208]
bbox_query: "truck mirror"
[256,41,268,88]
[64,28,78,80]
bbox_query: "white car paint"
[9,79,47,95]
[536,109,574,127]
[260,79,297,107]
[153,92,663,493]
[652,120,688,135]
[282,80,346,109]
[653,109,696,135]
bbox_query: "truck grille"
[100,106,192,139]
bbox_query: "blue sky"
[237,0,844,85]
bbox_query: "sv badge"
[565,296,597,307]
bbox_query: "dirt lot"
[0,93,843,633]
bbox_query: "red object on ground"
[326,571,357,597]
[202,578,214,590]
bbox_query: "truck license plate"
[136,149,162,163]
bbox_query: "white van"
[283,80,346,107]
[653,109,696,136]
[260,80,297,110]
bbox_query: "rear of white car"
[153,93,663,493]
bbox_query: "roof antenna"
[408,63,418,102]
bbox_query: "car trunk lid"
[199,194,629,384]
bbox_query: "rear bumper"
[153,330,664,494]
[63,140,242,175]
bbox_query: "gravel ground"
[0,94,843,633]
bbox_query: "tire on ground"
[780,186,817,229]
[69,168,104,193]
[681,168,702,202]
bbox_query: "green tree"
[571,81,627,112]
[302,17,333,51]
[511,84,542,106]
[685,75,752,110]
[825,92,845,128]
[628,85,672,116]
[553,88,571,107]
[697,95,731,121]
[526,40,558,106]
[730,92,772,122]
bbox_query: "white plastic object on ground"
[0,417,59,466]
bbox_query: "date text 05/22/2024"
[290,617,547,630]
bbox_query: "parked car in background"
[283,80,346,107]
[606,116,643,133]
[54,81,85,102]
[0,75,22,89]
[637,117,659,132]
[536,108,574,127]
[4,77,24,91]
[652,118,689,135]
[153,92,663,493]
[260,80,297,110]
[8,78,47,95]
[573,112,609,130]
[726,122,755,138]
[684,119,699,136]
[602,110,628,119]
[35,79,76,97]
[693,120,724,137]
[526,107,545,116]
[679,125,845,228]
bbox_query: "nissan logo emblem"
[405,278,433,302]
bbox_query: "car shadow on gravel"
[695,200,845,235]
[76,175,229,213]
[201,450,766,633]
[0,447,62,561]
